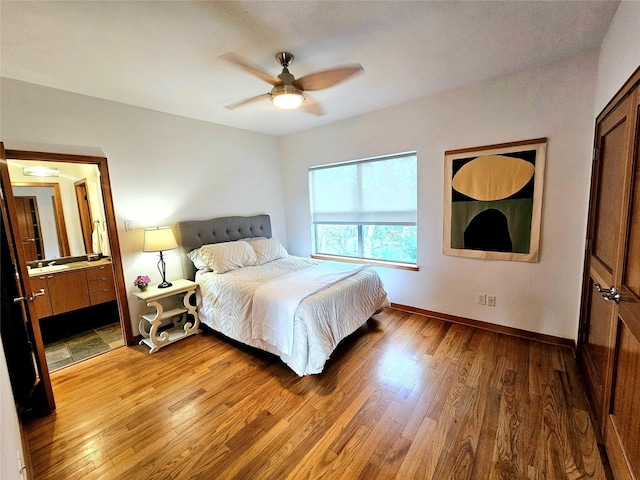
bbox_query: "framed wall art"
[443,138,547,262]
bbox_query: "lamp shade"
[143,227,178,252]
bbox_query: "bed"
[176,215,389,375]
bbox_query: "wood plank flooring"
[23,308,610,479]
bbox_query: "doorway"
[1,147,134,410]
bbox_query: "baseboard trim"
[390,303,576,350]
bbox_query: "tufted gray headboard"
[176,214,272,280]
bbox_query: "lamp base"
[157,281,173,289]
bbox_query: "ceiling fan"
[221,52,364,115]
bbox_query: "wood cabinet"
[30,275,52,318]
[31,263,116,318]
[86,264,116,305]
[578,67,640,480]
[48,270,90,315]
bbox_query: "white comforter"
[195,256,389,375]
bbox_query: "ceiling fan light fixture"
[270,85,304,109]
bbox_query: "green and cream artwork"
[443,138,547,262]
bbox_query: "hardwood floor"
[23,308,610,479]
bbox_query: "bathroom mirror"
[4,149,133,351]
[8,159,109,263]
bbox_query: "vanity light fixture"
[22,166,59,177]
[143,226,178,288]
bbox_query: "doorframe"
[5,149,134,347]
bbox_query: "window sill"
[311,254,419,271]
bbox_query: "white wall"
[280,54,599,340]
[0,336,26,480]
[593,1,640,115]
[1,78,287,334]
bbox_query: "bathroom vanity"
[29,258,116,318]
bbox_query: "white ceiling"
[1,1,619,137]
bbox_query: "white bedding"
[195,256,389,375]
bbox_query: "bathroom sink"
[31,264,70,274]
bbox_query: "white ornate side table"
[133,279,200,353]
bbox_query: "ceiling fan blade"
[299,94,325,116]
[294,64,363,91]
[224,93,270,110]
[220,53,279,85]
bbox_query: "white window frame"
[309,151,418,268]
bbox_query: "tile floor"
[42,303,124,371]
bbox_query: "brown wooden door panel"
[585,280,615,392]
[620,93,640,305]
[609,320,640,477]
[592,100,631,274]
[624,159,640,297]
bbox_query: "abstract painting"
[443,138,547,262]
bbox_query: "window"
[309,152,417,265]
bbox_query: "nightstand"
[133,279,201,353]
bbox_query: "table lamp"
[143,226,178,288]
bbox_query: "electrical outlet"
[477,293,486,305]
[487,295,496,307]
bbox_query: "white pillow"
[198,241,257,274]
[187,249,211,272]
[241,236,267,243]
[250,238,288,265]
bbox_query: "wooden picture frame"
[443,138,547,262]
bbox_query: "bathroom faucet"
[48,261,56,267]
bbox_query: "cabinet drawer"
[90,288,116,305]
[88,276,114,293]
[86,265,113,281]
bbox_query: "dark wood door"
[579,73,640,480]
[14,195,44,261]
[603,85,640,480]
[580,93,632,422]
[74,179,94,254]
[0,143,55,413]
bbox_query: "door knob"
[594,283,620,304]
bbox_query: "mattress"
[195,256,389,375]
